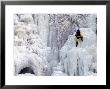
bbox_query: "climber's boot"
[76,41,78,47]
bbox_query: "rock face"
[14,14,97,76]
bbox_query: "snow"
[60,28,97,76]
[14,14,97,76]
[19,14,34,24]
[14,14,19,25]
[14,46,45,76]
[16,73,35,76]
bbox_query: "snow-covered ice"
[14,14,97,76]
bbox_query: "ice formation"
[14,14,97,76]
[60,28,97,76]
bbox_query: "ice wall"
[14,14,97,76]
[60,28,97,76]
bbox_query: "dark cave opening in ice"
[18,67,35,74]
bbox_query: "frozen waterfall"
[60,28,97,76]
[14,14,97,76]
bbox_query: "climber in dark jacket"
[75,29,83,47]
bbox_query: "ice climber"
[75,29,83,47]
